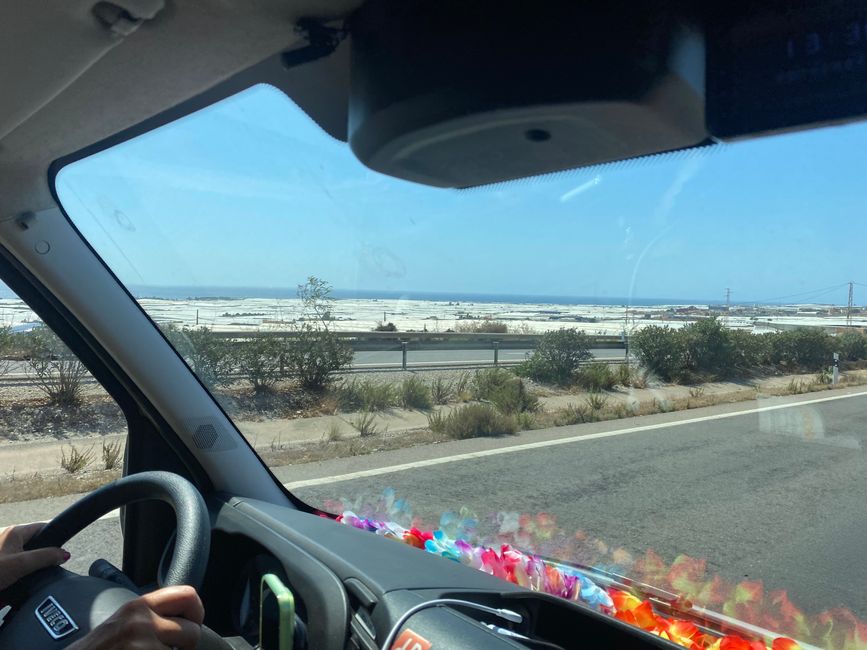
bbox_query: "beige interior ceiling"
[0,0,361,221]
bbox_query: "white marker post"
[833,352,840,385]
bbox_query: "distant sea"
[127,285,720,306]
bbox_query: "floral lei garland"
[329,491,867,650]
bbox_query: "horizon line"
[125,285,856,307]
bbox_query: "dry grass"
[325,421,342,442]
[60,444,95,474]
[259,428,450,467]
[0,469,119,504]
[352,410,379,437]
[101,440,123,470]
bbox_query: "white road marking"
[284,389,867,489]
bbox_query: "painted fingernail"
[61,550,70,562]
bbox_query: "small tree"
[516,328,592,385]
[285,277,352,390]
[25,326,88,407]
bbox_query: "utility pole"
[847,281,854,328]
[724,288,731,326]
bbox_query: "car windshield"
[55,83,867,648]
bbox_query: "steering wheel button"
[34,595,79,639]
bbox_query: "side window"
[0,287,126,570]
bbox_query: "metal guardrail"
[0,355,628,384]
[0,332,628,385]
[211,330,626,369]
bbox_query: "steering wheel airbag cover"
[26,471,209,588]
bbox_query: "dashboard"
[199,496,681,650]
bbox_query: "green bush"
[455,320,508,334]
[335,379,395,411]
[836,331,867,362]
[428,404,516,439]
[515,328,592,385]
[472,368,538,414]
[430,377,454,404]
[616,363,631,387]
[770,328,832,370]
[577,362,616,391]
[633,319,835,381]
[680,318,734,377]
[398,376,433,409]
[631,325,685,381]
[634,318,777,382]
[162,325,235,388]
[285,327,353,391]
[234,337,285,393]
[729,329,773,370]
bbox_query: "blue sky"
[54,83,867,305]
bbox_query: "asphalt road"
[352,347,624,367]
[290,392,867,619]
[5,390,865,623]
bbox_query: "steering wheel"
[0,471,210,648]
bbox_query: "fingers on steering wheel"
[142,586,205,625]
[152,614,202,650]
[0,547,69,586]
[0,522,45,549]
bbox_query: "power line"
[750,283,849,305]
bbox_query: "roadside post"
[833,352,840,385]
[493,340,500,366]
[401,340,408,370]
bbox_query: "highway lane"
[292,392,867,619]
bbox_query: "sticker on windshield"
[35,595,79,639]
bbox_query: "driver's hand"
[0,523,69,590]
[66,585,204,650]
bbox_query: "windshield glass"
[55,83,867,649]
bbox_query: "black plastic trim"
[210,496,351,650]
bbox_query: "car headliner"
[0,0,361,222]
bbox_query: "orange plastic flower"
[632,601,658,631]
[610,589,642,612]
